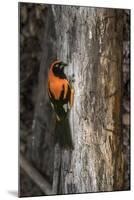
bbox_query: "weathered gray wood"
[27,5,125,195]
[52,6,124,194]
[52,144,61,194]
[20,3,129,196]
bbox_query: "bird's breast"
[48,75,68,100]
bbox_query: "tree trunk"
[27,5,126,195]
[51,6,124,194]
[20,3,130,196]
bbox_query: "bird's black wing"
[48,84,71,121]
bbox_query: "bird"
[48,60,74,148]
[48,60,74,121]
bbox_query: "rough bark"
[21,5,129,196]
[51,7,125,194]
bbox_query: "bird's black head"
[52,61,68,78]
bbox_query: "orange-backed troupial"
[48,60,74,148]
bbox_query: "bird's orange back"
[48,60,68,100]
[48,60,74,121]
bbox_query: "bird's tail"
[55,118,73,149]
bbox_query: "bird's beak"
[60,62,68,69]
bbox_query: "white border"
[0,0,133,199]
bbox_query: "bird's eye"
[55,64,59,67]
